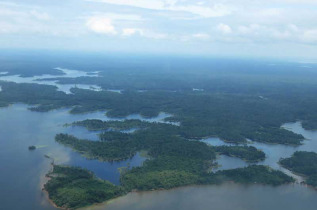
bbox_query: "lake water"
[0,104,175,210]
[88,183,317,210]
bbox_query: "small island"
[28,145,36,150]
[279,151,317,187]
[44,165,124,209]
[215,146,265,162]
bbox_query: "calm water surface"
[88,183,317,210]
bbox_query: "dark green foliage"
[70,119,149,131]
[212,165,295,186]
[44,165,124,209]
[56,134,137,161]
[215,146,265,162]
[122,169,200,191]
[279,151,317,187]
[302,120,317,131]
[306,175,317,187]
[244,127,304,145]
[0,80,308,144]
[121,154,213,191]
[99,131,130,141]
[54,126,295,196]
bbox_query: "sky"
[0,0,317,59]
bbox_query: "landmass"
[68,119,149,131]
[215,146,265,162]
[279,151,317,187]
[48,118,295,209]
[44,165,124,209]
[0,80,309,145]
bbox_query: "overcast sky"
[0,0,316,59]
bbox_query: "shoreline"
[41,157,63,210]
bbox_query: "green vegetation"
[279,151,317,187]
[69,119,149,131]
[99,131,130,141]
[53,125,295,208]
[56,134,137,161]
[215,146,265,162]
[44,165,124,209]
[0,64,317,145]
[244,127,304,145]
[45,164,294,209]
[211,165,295,186]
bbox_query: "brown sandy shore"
[41,157,62,210]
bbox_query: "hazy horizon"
[0,0,316,60]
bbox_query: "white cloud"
[1,0,317,58]
[87,0,233,18]
[122,28,143,36]
[237,24,261,35]
[89,13,143,21]
[30,10,50,20]
[301,29,317,43]
[217,23,232,34]
[141,31,168,39]
[86,16,117,34]
[192,33,210,39]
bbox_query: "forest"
[279,151,317,187]
[215,146,265,162]
[0,57,316,145]
[69,119,150,131]
[44,165,124,209]
[50,118,295,208]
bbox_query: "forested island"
[58,119,266,163]
[279,151,317,187]
[215,146,265,162]
[45,163,294,209]
[44,165,124,209]
[47,117,294,209]
[68,119,149,131]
